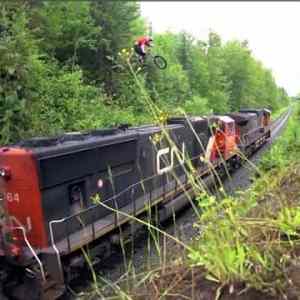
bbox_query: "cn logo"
[156,143,185,175]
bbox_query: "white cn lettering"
[172,142,185,165]
[157,147,172,175]
[157,143,185,175]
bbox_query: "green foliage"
[0,2,41,143]
[31,1,101,68]
[189,105,300,295]
[207,89,230,113]
[89,1,142,96]
[183,95,210,115]
[276,207,300,236]
[28,67,107,136]
[190,193,260,284]
[145,32,191,105]
[206,31,230,113]
[0,1,291,144]
[259,107,300,171]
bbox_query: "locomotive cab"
[207,116,237,162]
[239,108,271,128]
[239,108,271,141]
[262,109,271,127]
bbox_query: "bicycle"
[107,49,168,73]
[141,51,167,70]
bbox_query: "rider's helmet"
[146,36,153,46]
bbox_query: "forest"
[0,1,290,144]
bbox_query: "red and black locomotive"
[0,108,271,299]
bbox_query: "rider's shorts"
[134,44,145,56]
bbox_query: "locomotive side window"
[227,123,235,135]
[69,182,86,215]
[219,122,225,132]
[211,122,218,134]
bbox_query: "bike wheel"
[153,55,167,69]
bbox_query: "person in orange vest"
[134,36,153,64]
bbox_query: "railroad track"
[270,108,291,137]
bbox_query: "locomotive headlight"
[97,179,103,188]
[0,167,11,180]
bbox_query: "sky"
[140,2,300,96]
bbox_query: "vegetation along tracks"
[67,108,292,298]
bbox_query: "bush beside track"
[112,104,300,300]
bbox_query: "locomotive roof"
[227,112,257,124]
[240,108,261,112]
[218,116,234,123]
[167,116,206,122]
[167,117,209,133]
[130,123,183,133]
[13,129,139,157]
[12,123,184,158]
[209,115,235,123]
[239,108,270,115]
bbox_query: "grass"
[73,56,295,300]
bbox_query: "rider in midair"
[134,36,153,64]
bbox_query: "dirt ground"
[132,265,281,300]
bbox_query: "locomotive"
[0,109,271,299]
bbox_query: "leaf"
[7,67,15,75]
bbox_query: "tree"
[90,1,143,96]
[0,1,289,144]
[30,1,101,70]
[206,31,230,113]
[0,2,41,143]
